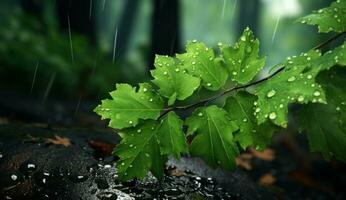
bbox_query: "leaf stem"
[159,32,345,119]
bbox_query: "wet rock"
[0,124,274,199]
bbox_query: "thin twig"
[158,32,345,119]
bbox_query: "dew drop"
[255,108,261,113]
[192,39,197,43]
[243,118,248,122]
[198,112,203,117]
[128,120,133,124]
[143,88,148,92]
[267,90,276,98]
[336,106,341,111]
[313,90,321,97]
[129,144,133,148]
[298,95,305,102]
[287,76,296,82]
[175,68,180,72]
[254,101,257,106]
[145,153,150,157]
[232,71,237,76]
[121,162,125,166]
[163,71,168,75]
[137,129,142,133]
[149,98,153,102]
[207,83,212,87]
[307,74,312,79]
[269,112,277,120]
[240,36,246,41]
[279,104,284,108]
[192,61,196,65]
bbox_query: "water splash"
[67,15,74,62]
[271,15,281,43]
[89,0,93,20]
[30,62,39,94]
[112,27,118,63]
[221,0,227,20]
[43,72,56,101]
[74,96,82,119]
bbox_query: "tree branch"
[158,32,345,119]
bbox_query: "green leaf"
[185,105,239,170]
[255,50,327,127]
[221,28,266,84]
[295,68,346,162]
[114,120,167,180]
[176,41,228,91]
[224,91,278,150]
[157,111,188,159]
[297,0,346,33]
[151,55,200,105]
[316,40,346,70]
[94,83,164,129]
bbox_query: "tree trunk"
[149,0,180,69]
[236,0,261,37]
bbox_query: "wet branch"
[159,32,346,119]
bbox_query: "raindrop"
[287,76,296,82]
[313,91,321,97]
[143,88,148,92]
[298,95,305,102]
[175,68,180,72]
[198,112,203,117]
[11,174,17,181]
[232,71,237,76]
[243,118,248,122]
[163,71,168,75]
[336,107,341,111]
[104,164,112,168]
[149,98,153,102]
[279,104,284,108]
[269,112,277,120]
[192,39,197,43]
[207,83,212,87]
[129,120,133,124]
[307,75,312,79]
[217,42,223,46]
[267,90,276,98]
[254,101,257,106]
[255,108,261,113]
[137,129,142,133]
[145,153,150,157]
[240,35,246,41]
[192,61,196,65]
[121,162,125,166]
[129,144,134,148]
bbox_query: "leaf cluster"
[95,0,346,180]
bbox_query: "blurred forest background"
[0,0,334,125]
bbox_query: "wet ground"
[0,93,346,199]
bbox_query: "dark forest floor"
[0,92,345,200]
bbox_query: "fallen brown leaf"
[236,157,253,170]
[169,169,186,177]
[46,135,71,147]
[258,173,276,186]
[250,148,275,161]
[89,140,115,156]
